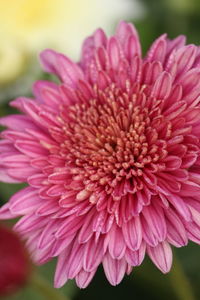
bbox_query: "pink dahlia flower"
[0,224,30,296]
[0,21,200,288]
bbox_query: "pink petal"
[75,269,96,289]
[142,203,167,243]
[122,216,142,251]
[106,225,126,259]
[186,221,200,244]
[151,72,172,99]
[108,37,121,70]
[178,68,200,93]
[33,80,63,109]
[78,209,96,243]
[130,55,142,83]
[125,241,146,266]
[103,254,127,286]
[165,208,188,247]
[147,241,172,273]
[9,187,41,215]
[0,115,37,131]
[54,246,72,288]
[55,215,84,239]
[0,154,30,167]
[141,216,159,247]
[51,235,75,257]
[116,21,141,57]
[162,155,182,171]
[40,49,84,86]
[125,34,141,61]
[174,45,197,75]
[14,214,48,234]
[166,35,186,55]
[66,241,85,279]
[0,203,15,219]
[37,219,59,249]
[83,237,104,272]
[146,34,167,63]
[15,140,48,158]
[0,168,23,183]
[167,194,192,221]
[36,200,59,217]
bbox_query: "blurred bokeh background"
[0,0,200,299]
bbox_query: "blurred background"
[0,0,200,299]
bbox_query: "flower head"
[0,224,30,295]
[0,21,200,288]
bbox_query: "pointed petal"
[54,246,72,288]
[66,241,85,279]
[142,203,167,244]
[83,237,104,272]
[151,72,172,99]
[168,194,192,221]
[75,269,96,289]
[122,216,142,251]
[103,254,127,286]
[116,21,141,57]
[0,203,15,219]
[146,34,167,63]
[40,49,84,86]
[165,208,188,247]
[9,187,41,215]
[147,241,172,273]
[125,241,146,266]
[108,37,121,70]
[107,225,126,259]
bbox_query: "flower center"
[59,83,165,192]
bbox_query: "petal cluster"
[1,21,200,288]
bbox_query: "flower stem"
[168,253,196,300]
[29,272,70,300]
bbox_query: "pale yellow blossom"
[0,0,143,84]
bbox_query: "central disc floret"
[60,83,163,189]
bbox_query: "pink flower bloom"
[0,21,200,288]
[0,224,30,296]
